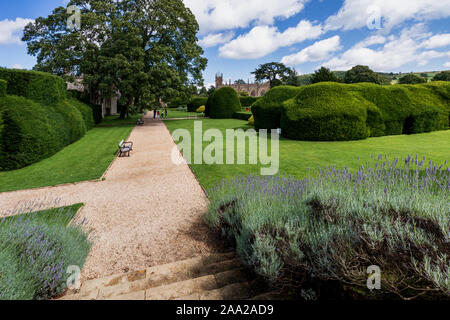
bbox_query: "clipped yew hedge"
[0,68,67,106]
[0,96,69,170]
[348,82,448,135]
[67,97,95,130]
[0,79,6,97]
[187,96,208,112]
[282,83,369,141]
[0,69,94,171]
[279,82,449,141]
[205,87,242,119]
[233,111,253,121]
[239,96,260,107]
[251,86,304,130]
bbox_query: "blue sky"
[1,0,450,88]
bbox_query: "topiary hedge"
[205,87,242,119]
[233,111,253,121]
[0,80,6,97]
[282,83,370,141]
[0,69,95,171]
[251,86,304,131]
[0,68,67,106]
[279,82,449,141]
[0,95,70,170]
[239,96,260,107]
[187,96,208,112]
[68,98,95,130]
[349,82,448,135]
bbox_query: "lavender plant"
[0,204,91,300]
[206,155,450,299]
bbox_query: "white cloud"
[353,35,386,48]
[444,62,450,68]
[0,18,33,45]
[198,32,235,48]
[325,0,450,32]
[218,20,322,59]
[323,26,449,71]
[421,34,450,49]
[184,0,309,34]
[281,36,342,66]
[11,64,24,69]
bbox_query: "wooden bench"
[118,140,133,157]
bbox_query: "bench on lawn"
[118,140,133,157]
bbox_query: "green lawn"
[164,118,450,190]
[97,113,143,127]
[2,203,84,225]
[0,117,136,192]
[166,109,204,118]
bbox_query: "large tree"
[311,67,341,84]
[344,65,388,85]
[234,79,246,85]
[398,74,427,84]
[252,62,295,88]
[432,71,450,81]
[23,0,207,118]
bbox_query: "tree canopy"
[344,65,388,85]
[252,62,295,88]
[398,74,427,84]
[432,71,450,81]
[22,0,207,118]
[311,67,341,84]
[234,79,246,85]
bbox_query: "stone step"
[58,253,274,301]
[145,269,249,300]
[175,282,253,300]
[77,253,238,300]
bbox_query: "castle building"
[215,73,270,97]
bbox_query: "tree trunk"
[119,105,128,119]
[119,96,134,119]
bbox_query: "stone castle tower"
[215,72,269,97]
[215,72,223,88]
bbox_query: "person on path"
[165,108,168,119]
[153,108,156,119]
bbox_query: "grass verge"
[164,119,450,190]
[0,117,136,192]
[166,109,205,118]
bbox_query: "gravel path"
[0,115,220,281]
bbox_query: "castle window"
[251,90,256,97]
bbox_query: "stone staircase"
[59,253,278,300]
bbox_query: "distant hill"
[383,71,448,84]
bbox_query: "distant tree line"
[251,62,450,89]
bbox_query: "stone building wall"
[67,78,119,117]
[215,73,270,97]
